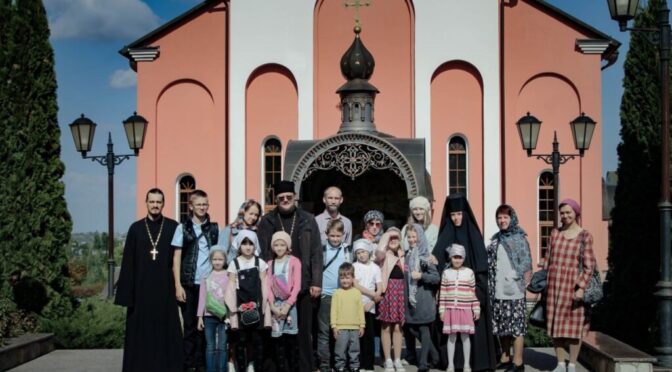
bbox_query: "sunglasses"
[277,195,294,202]
[367,221,382,227]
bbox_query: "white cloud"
[109,68,137,89]
[45,0,161,41]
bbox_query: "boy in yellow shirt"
[331,262,365,372]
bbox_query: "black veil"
[432,193,488,274]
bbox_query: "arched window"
[178,175,196,223]
[264,138,282,212]
[539,171,554,260]
[448,136,467,196]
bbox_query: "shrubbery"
[524,323,552,347]
[39,298,125,349]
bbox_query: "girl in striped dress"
[439,244,480,372]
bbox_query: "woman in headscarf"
[401,196,439,252]
[487,205,532,372]
[546,199,596,372]
[403,223,440,372]
[220,199,262,264]
[359,210,385,244]
[430,193,496,371]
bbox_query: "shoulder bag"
[578,232,603,305]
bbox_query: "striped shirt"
[438,267,480,317]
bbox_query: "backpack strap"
[233,258,240,271]
[323,245,344,272]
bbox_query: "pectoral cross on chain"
[344,0,371,27]
[150,247,159,261]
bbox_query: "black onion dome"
[340,26,375,81]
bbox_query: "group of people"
[115,181,597,372]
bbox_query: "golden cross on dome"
[344,0,371,28]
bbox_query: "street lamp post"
[607,0,672,367]
[69,113,148,299]
[607,0,672,366]
[516,112,597,227]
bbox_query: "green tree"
[596,0,664,352]
[0,0,72,319]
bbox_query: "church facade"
[122,0,619,268]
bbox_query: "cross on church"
[150,247,158,261]
[343,0,371,27]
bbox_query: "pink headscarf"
[559,198,581,225]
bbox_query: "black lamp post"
[607,0,672,366]
[516,112,597,227]
[69,113,148,299]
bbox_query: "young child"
[403,224,440,372]
[266,231,301,371]
[227,230,269,372]
[197,247,232,372]
[375,227,406,372]
[331,262,365,372]
[352,239,382,372]
[318,219,352,372]
[439,244,480,372]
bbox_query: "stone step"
[0,333,54,371]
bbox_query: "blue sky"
[48,0,635,233]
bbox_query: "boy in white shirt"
[352,239,382,372]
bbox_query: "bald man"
[314,186,352,246]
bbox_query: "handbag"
[205,279,228,320]
[579,234,603,305]
[528,294,546,329]
[239,301,260,326]
[527,269,547,294]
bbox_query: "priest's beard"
[147,212,162,221]
[279,204,296,216]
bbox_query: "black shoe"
[497,361,513,370]
[505,363,524,372]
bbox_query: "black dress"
[115,216,183,372]
[432,194,496,371]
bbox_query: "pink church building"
[121,0,619,269]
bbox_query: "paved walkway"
[8,348,589,371]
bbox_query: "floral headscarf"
[230,199,261,233]
[362,210,384,242]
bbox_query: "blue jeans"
[204,316,228,372]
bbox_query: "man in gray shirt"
[314,186,352,246]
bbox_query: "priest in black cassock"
[115,188,183,372]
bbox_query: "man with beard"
[115,188,183,372]
[258,180,323,372]
[315,186,352,246]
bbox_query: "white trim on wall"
[415,0,500,238]
[229,0,314,220]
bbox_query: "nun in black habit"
[431,194,496,371]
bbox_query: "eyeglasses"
[277,195,294,202]
[367,221,382,227]
[193,203,209,208]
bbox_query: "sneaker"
[567,363,577,372]
[246,364,254,372]
[552,362,567,372]
[393,359,405,371]
[384,359,395,372]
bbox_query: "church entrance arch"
[289,133,419,234]
[300,169,408,235]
